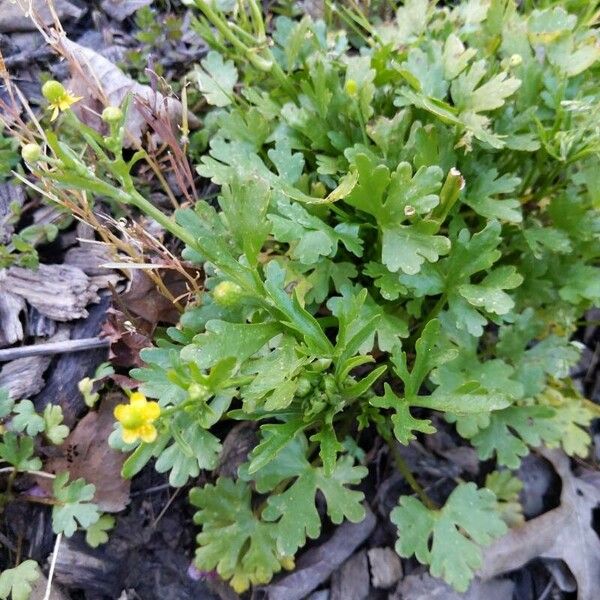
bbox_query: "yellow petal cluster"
[114,392,160,444]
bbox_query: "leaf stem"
[409,293,447,346]
[381,432,438,510]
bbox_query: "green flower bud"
[42,80,67,103]
[311,181,327,198]
[21,143,42,163]
[509,54,523,67]
[213,281,244,308]
[102,106,123,123]
[188,382,208,401]
[296,377,312,397]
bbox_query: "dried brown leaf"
[119,269,183,325]
[52,36,187,144]
[42,394,131,512]
[479,449,600,600]
[0,0,83,33]
[101,306,152,368]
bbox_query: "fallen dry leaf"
[42,394,130,512]
[119,269,184,325]
[391,573,514,600]
[52,36,189,144]
[101,306,153,368]
[0,0,83,33]
[479,449,600,600]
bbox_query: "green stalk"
[381,429,437,510]
[193,0,272,71]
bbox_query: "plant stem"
[409,293,447,346]
[381,432,438,510]
[0,466,56,479]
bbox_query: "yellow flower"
[114,392,160,444]
[41,80,82,121]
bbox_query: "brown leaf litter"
[42,393,131,512]
[479,448,600,600]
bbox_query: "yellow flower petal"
[121,428,139,444]
[139,424,157,443]
[130,391,147,407]
[114,404,127,420]
[142,401,160,421]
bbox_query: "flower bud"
[188,383,209,401]
[102,106,123,123]
[296,377,312,397]
[21,143,42,163]
[42,80,67,103]
[509,54,523,67]
[311,181,327,198]
[213,280,244,308]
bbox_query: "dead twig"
[0,338,109,362]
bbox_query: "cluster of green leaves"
[0,389,113,549]
[0,126,19,181]
[24,0,600,594]
[121,6,183,83]
[0,128,60,268]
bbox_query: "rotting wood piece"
[0,290,25,347]
[0,182,24,244]
[0,327,70,400]
[0,263,100,321]
[367,547,403,589]
[34,296,110,425]
[0,354,52,399]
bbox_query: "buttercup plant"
[20,0,600,593]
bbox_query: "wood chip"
[64,243,121,290]
[330,550,370,600]
[0,291,26,347]
[0,182,24,244]
[29,573,70,600]
[26,306,58,339]
[0,355,51,399]
[0,328,69,399]
[63,243,114,277]
[367,547,402,589]
[53,537,123,598]
[1,264,100,321]
[254,506,376,600]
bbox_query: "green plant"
[0,126,19,181]
[0,389,110,548]
[18,0,600,593]
[121,6,183,83]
